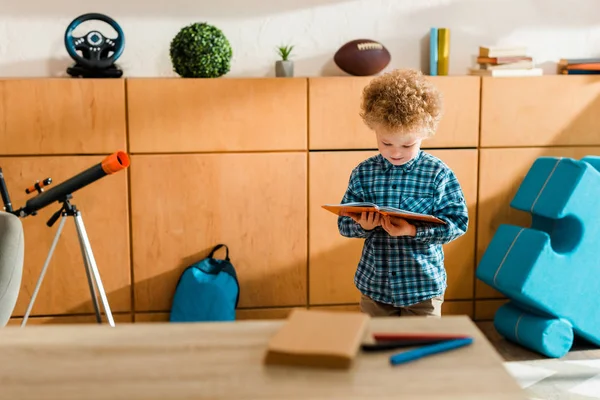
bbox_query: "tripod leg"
[21,215,67,327]
[73,211,115,327]
[76,226,102,323]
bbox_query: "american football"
[333,39,391,76]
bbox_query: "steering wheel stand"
[64,13,125,78]
[67,63,123,79]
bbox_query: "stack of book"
[468,45,543,77]
[557,58,600,75]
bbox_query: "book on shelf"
[468,68,543,77]
[322,202,446,225]
[476,59,534,70]
[429,27,438,76]
[429,27,450,76]
[559,57,600,64]
[469,45,542,77]
[477,56,533,64]
[557,57,600,75]
[479,45,528,58]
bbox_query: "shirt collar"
[379,150,423,172]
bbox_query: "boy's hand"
[341,211,381,231]
[381,215,416,237]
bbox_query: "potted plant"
[170,22,233,78]
[275,45,294,77]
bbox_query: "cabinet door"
[309,149,477,305]
[308,76,479,150]
[480,76,600,147]
[0,79,126,155]
[308,150,377,305]
[127,78,307,153]
[1,155,131,316]
[130,152,308,311]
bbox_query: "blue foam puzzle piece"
[476,156,600,358]
[494,302,574,358]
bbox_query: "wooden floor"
[478,322,600,399]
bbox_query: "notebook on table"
[263,308,370,369]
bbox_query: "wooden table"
[0,315,525,399]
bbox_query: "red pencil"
[372,332,472,342]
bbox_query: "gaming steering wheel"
[64,13,125,70]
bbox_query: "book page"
[378,206,422,216]
[323,202,377,208]
[378,209,446,224]
[321,204,446,225]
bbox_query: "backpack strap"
[208,244,229,261]
[208,244,240,309]
[173,244,230,288]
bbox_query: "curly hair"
[359,68,443,137]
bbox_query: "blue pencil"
[389,337,474,366]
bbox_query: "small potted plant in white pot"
[275,44,294,77]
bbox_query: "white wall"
[1,0,599,78]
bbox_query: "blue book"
[565,69,600,74]
[429,27,438,76]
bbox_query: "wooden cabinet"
[8,75,599,325]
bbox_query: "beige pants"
[359,294,444,317]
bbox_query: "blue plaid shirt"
[338,150,468,307]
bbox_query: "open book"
[322,202,446,225]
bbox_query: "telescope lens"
[101,151,130,174]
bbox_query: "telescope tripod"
[21,195,115,327]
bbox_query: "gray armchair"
[0,211,24,327]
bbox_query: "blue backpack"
[170,244,240,322]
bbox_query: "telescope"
[0,150,129,221]
[0,150,130,329]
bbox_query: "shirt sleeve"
[414,168,469,245]
[337,168,370,239]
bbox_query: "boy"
[338,68,468,317]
